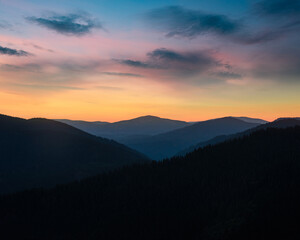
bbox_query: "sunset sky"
[0,0,299,122]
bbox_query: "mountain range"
[57,115,191,140]
[1,113,297,195]
[58,116,267,160]
[120,117,263,160]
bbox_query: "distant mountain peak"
[139,115,159,118]
[131,115,163,120]
[128,115,185,122]
[275,117,300,122]
[57,115,191,138]
[232,116,268,124]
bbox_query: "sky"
[0,0,299,122]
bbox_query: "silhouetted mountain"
[275,117,300,121]
[233,117,268,124]
[122,117,260,160]
[1,127,299,240]
[57,115,191,140]
[0,114,148,194]
[178,118,300,156]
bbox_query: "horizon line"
[2,112,300,124]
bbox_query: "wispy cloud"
[27,12,103,36]
[0,59,102,75]
[113,59,158,69]
[12,83,84,91]
[0,45,33,56]
[101,72,144,77]
[0,21,7,29]
[213,71,242,79]
[233,30,284,45]
[0,64,40,72]
[251,47,300,83]
[24,43,55,53]
[95,86,124,91]
[0,20,12,30]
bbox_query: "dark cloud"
[144,4,300,45]
[147,48,195,63]
[0,45,32,56]
[101,72,143,77]
[114,59,158,69]
[213,71,242,79]
[27,12,102,36]
[115,48,223,79]
[145,6,240,38]
[255,0,300,18]
[147,48,218,66]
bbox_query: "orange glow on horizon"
[1,86,299,123]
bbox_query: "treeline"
[0,127,300,240]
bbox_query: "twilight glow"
[0,0,299,122]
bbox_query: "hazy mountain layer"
[121,117,261,160]
[178,118,300,156]
[57,115,191,140]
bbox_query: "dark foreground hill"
[0,114,148,194]
[1,126,299,240]
[122,117,260,160]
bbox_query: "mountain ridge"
[178,118,300,156]
[57,115,191,139]
[0,114,148,194]
[121,117,261,160]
